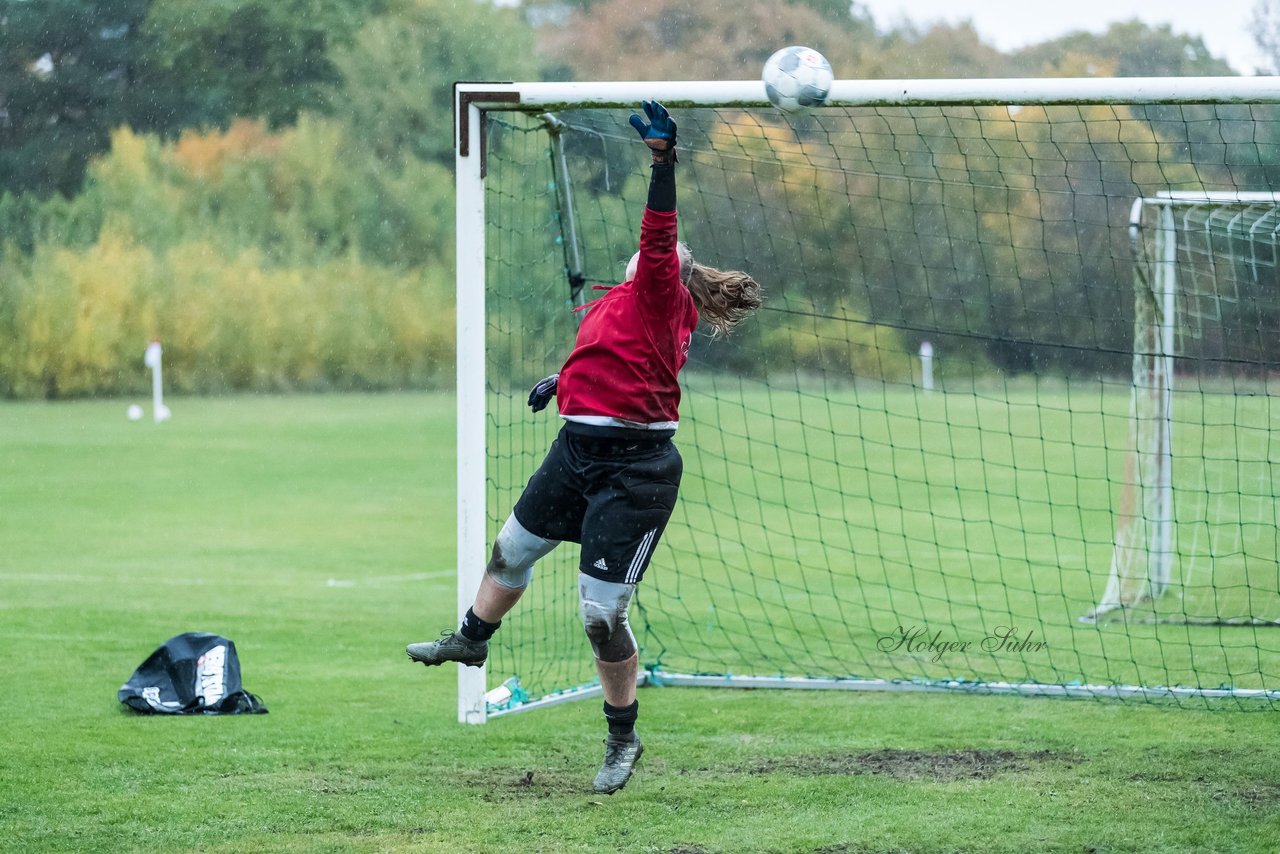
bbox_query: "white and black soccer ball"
[762,46,834,112]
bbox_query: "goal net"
[454,80,1280,720]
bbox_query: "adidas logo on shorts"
[593,558,608,571]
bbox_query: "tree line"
[0,0,1269,396]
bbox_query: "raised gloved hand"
[527,373,559,413]
[629,100,677,165]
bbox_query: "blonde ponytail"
[686,263,763,336]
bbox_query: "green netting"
[479,103,1280,710]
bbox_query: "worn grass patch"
[749,748,1080,781]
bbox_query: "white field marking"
[0,569,454,588]
[325,570,454,588]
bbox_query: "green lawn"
[2,392,1278,853]
[488,377,1280,704]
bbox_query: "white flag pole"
[918,340,935,392]
[144,340,170,422]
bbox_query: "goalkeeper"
[407,100,761,794]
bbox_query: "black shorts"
[513,425,683,585]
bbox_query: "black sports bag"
[119,632,268,715]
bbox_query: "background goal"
[1089,191,1280,626]
[454,79,1280,721]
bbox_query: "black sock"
[603,699,639,737]
[459,607,500,642]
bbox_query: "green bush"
[0,229,454,399]
[0,119,456,398]
[761,298,917,384]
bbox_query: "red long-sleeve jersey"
[556,207,698,430]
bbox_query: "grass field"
[2,392,1279,853]
[488,377,1280,706]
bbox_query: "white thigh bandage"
[486,514,559,589]
[578,573,637,662]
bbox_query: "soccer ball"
[762,46,834,112]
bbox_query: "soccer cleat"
[593,732,643,794]
[405,630,488,668]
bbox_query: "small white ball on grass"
[127,404,144,421]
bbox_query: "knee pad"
[578,573,637,662]
[486,514,558,589]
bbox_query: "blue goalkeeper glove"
[629,100,677,164]
[527,373,559,413]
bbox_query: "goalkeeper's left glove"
[527,373,559,413]
[629,100,677,165]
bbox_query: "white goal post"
[454,77,1280,723]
